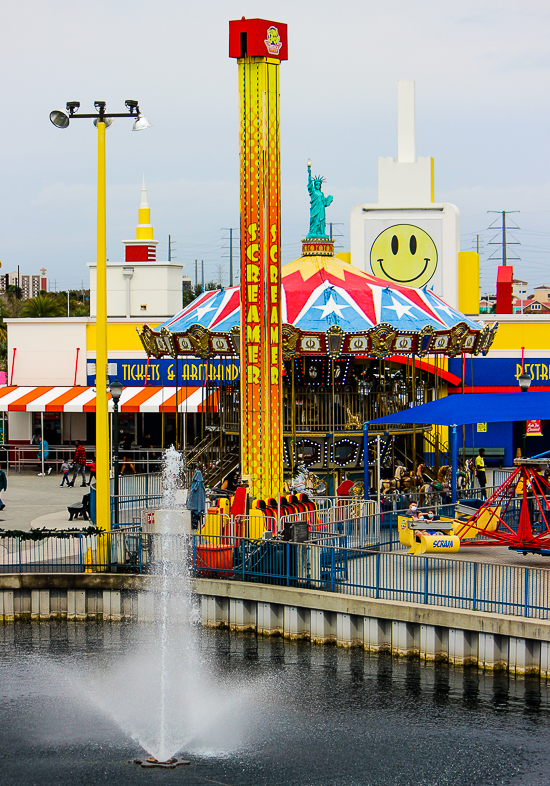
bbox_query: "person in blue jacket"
[37,438,51,476]
[0,466,7,510]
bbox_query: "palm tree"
[21,295,64,318]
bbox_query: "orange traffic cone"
[85,546,95,573]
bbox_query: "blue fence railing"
[89,483,163,527]
[1,530,550,620]
[189,534,550,619]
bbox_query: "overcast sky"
[1,0,549,295]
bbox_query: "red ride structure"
[462,460,550,555]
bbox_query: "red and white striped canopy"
[0,386,216,413]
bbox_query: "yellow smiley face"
[370,224,438,287]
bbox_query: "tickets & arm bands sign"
[87,358,240,387]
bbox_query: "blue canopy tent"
[364,392,550,502]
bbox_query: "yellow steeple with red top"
[136,175,154,240]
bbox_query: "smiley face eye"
[410,235,417,255]
[391,235,399,255]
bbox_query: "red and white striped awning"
[0,386,217,413]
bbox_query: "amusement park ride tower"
[229,18,288,500]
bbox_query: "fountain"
[77,446,261,764]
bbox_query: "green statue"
[306,160,333,239]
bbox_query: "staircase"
[183,432,240,488]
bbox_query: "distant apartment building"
[531,285,550,305]
[512,279,528,300]
[0,268,47,299]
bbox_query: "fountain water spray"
[76,446,261,763]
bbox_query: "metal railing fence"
[280,499,379,548]
[493,468,515,487]
[6,445,161,475]
[114,472,163,497]
[2,530,550,619]
[190,534,550,618]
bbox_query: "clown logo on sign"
[264,26,283,55]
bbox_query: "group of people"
[33,430,158,485]
[118,432,157,474]
[59,442,95,488]
[408,502,446,540]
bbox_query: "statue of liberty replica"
[306,159,333,239]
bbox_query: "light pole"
[109,379,123,526]
[50,100,151,530]
[518,371,532,457]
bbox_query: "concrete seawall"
[1,573,549,676]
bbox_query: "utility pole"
[195,259,198,288]
[168,235,177,262]
[229,228,233,286]
[222,227,239,286]
[487,211,520,267]
[201,260,204,290]
[328,222,344,247]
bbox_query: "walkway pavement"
[0,471,91,532]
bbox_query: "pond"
[0,622,548,786]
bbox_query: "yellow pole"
[95,121,110,532]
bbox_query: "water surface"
[0,622,549,786]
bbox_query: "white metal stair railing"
[280,500,380,548]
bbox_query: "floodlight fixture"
[49,110,70,129]
[133,115,152,131]
[93,117,114,129]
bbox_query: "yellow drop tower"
[229,17,288,500]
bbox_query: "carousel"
[139,237,497,495]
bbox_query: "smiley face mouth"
[377,258,430,284]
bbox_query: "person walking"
[70,441,87,487]
[59,457,71,487]
[0,466,7,510]
[475,448,487,500]
[120,434,136,474]
[87,458,96,486]
[37,437,51,476]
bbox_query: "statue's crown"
[313,175,326,186]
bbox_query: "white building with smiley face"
[350,80,462,310]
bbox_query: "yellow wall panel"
[87,323,145,352]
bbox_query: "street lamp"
[109,379,123,525]
[518,371,532,457]
[50,100,150,531]
[518,372,532,393]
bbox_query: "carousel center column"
[230,18,288,500]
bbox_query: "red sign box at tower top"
[229,18,288,60]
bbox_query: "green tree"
[181,283,219,309]
[21,295,65,318]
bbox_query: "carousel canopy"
[140,255,497,360]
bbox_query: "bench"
[461,447,506,467]
[68,493,90,522]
